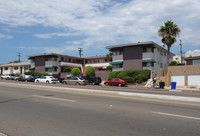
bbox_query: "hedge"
[24,71,50,77]
[107,69,150,83]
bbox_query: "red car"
[104,78,127,87]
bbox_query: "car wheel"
[105,83,109,86]
[25,80,28,82]
[63,81,67,85]
[0,77,3,80]
[76,82,80,85]
[46,81,49,83]
[92,82,95,85]
[36,80,39,83]
[118,83,122,87]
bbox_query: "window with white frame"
[14,67,18,70]
[193,60,200,65]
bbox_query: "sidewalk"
[127,84,200,93]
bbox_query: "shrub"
[124,77,134,83]
[14,73,20,77]
[116,72,128,80]
[65,67,72,73]
[24,71,49,77]
[85,66,95,76]
[107,69,150,83]
[107,71,122,80]
[71,68,81,75]
[106,66,112,71]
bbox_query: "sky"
[0,0,200,64]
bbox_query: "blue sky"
[0,0,200,64]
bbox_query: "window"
[115,79,119,81]
[24,66,29,70]
[143,48,147,52]
[193,60,200,65]
[4,67,8,70]
[111,79,115,81]
[14,67,18,70]
[160,63,163,68]
[143,62,147,67]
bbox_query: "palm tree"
[158,20,181,66]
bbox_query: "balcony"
[45,61,59,66]
[30,62,35,68]
[142,52,154,59]
[112,68,123,71]
[112,55,123,61]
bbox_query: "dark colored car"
[104,78,127,87]
[16,75,36,82]
[86,76,102,85]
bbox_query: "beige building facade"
[0,62,30,75]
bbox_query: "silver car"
[62,76,88,85]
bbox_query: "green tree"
[106,66,112,71]
[158,21,181,66]
[169,61,178,66]
[71,68,81,75]
[85,66,95,76]
[65,67,71,73]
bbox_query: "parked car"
[62,76,88,85]
[15,75,36,82]
[35,76,58,84]
[0,74,15,80]
[104,78,127,87]
[86,76,102,85]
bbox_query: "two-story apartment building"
[28,53,112,78]
[0,62,30,75]
[106,41,174,76]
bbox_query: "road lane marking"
[153,112,200,121]
[32,95,76,102]
[0,132,8,136]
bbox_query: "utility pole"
[78,48,83,58]
[180,39,183,64]
[17,53,21,62]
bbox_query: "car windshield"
[80,77,85,80]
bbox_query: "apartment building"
[0,62,30,75]
[28,53,111,78]
[106,41,174,77]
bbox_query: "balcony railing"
[31,63,35,68]
[142,52,154,59]
[45,61,59,66]
[112,68,123,71]
[112,55,123,61]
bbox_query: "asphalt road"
[0,83,200,136]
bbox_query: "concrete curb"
[1,82,200,103]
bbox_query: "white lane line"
[0,132,8,136]
[32,95,75,102]
[153,112,200,121]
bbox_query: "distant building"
[173,55,185,64]
[0,62,30,75]
[184,56,200,65]
[106,41,175,77]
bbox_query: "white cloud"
[0,33,13,39]
[34,32,80,39]
[1,0,200,53]
[185,50,200,57]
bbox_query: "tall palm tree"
[158,21,181,66]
